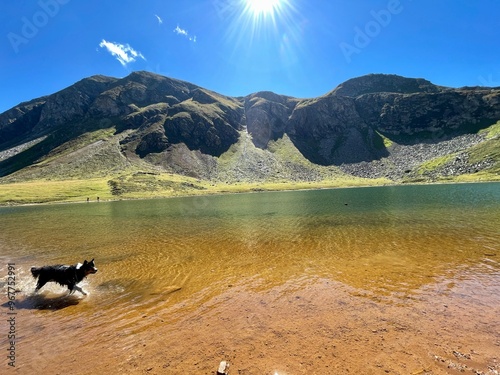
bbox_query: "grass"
[415,154,456,175]
[0,171,209,205]
[479,120,500,139]
[0,169,392,206]
[375,131,394,148]
[107,172,209,198]
[454,173,500,182]
[464,136,500,180]
[173,96,240,121]
[267,135,313,166]
[214,177,390,194]
[0,178,113,205]
[411,124,500,182]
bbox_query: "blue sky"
[1,0,499,113]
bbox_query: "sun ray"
[220,0,302,75]
[244,0,282,18]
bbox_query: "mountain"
[0,71,499,200]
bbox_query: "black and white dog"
[31,259,98,295]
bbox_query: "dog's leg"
[35,279,47,293]
[73,285,88,295]
[66,283,76,295]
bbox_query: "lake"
[1,183,499,374]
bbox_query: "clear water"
[0,183,499,372]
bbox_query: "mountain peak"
[329,73,444,97]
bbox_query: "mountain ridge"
[0,71,499,203]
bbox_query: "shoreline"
[0,177,498,208]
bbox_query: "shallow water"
[1,183,499,373]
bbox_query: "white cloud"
[173,25,196,42]
[99,39,146,66]
[155,14,163,25]
[174,25,188,37]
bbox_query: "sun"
[223,0,299,63]
[244,0,282,18]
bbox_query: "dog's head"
[81,258,98,276]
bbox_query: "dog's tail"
[30,267,41,279]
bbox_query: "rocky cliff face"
[286,95,388,165]
[355,90,500,141]
[284,80,500,165]
[244,91,298,149]
[0,71,499,180]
